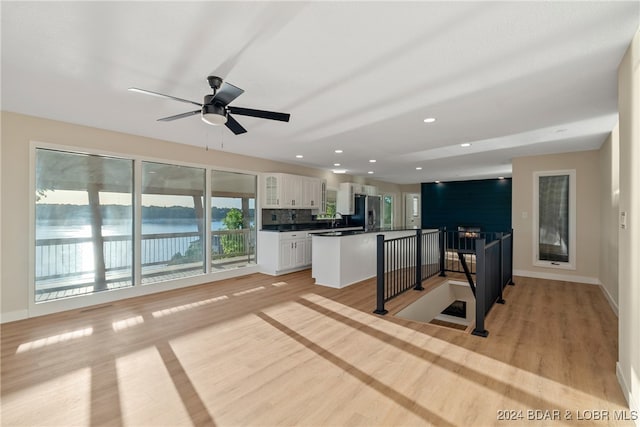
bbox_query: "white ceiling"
[2,1,639,184]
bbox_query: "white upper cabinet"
[336,182,378,214]
[318,180,327,214]
[282,174,302,207]
[263,174,281,207]
[336,183,359,214]
[261,173,326,209]
[303,177,325,210]
[363,184,378,196]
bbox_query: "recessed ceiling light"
[295,154,304,159]
[423,117,436,123]
[461,143,472,147]
[368,171,374,174]
[435,180,441,183]
[332,169,347,174]
[333,163,341,167]
[416,167,423,170]
[498,176,505,180]
[369,159,376,163]
[334,149,343,154]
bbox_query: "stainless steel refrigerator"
[353,194,381,231]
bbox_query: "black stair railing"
[375,228,515,339]
[374,229,440,315]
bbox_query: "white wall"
[511,150,601,284]
[599,127,620,313]
[0,112,410,321]
[617,28,640,423]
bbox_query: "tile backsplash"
[262,209,313,225]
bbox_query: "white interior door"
[404,193,421,229]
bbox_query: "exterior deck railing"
[35,229,255,296]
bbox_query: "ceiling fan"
[128,75,290,135]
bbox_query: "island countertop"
[311,227,420,237]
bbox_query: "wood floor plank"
[0,271,632,426]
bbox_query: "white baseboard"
[598,280,619,317]
[513,269,600,285]
[617,363,640,426]
[1,309,28,324]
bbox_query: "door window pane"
[211,171,256,270]
[35,149,133,302]
[141,162,205,283]
[382,195,394,228]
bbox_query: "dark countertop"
[260,223,362,232]
[312,227,420,237]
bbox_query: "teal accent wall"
[421,178,512,232]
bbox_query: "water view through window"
[141,162,206,283]
[35,149,134,301]
[35,147,259,303]
[211,170,257,270]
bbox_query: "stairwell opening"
[395,280,474,331]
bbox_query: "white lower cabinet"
[279,237,306,271]
[258,230,316,275]
[258,228,361,276]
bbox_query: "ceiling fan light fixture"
[201,104,228,126]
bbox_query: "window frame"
[532,169,576,270]
[29,140,260,316]
[382,193,395,228]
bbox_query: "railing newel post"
[472,238,489,338]
[439,227,446,276]
[414,229,424,291]
[509,229,515,286]
[374,234,388,315]
[497,232,505,304]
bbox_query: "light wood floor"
[1,271,631,426]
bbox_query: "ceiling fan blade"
[128,87,202,107]
[157,110,201,122]
[212,82,244,107]
[225,114,247,135]
[227,106,290,122]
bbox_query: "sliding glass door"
[211,170,257,270]
[35,148,134,301]
[141,162,206,283]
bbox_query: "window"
[141,162,206,283]
[316,188,337,219]
[33,147,261,305]
[211,170,257,270]
[382,194,394,228]
[35,148,134,302]
[533,170,576,269]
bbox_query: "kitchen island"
[257,226,363,276]
[311,228,421,288]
